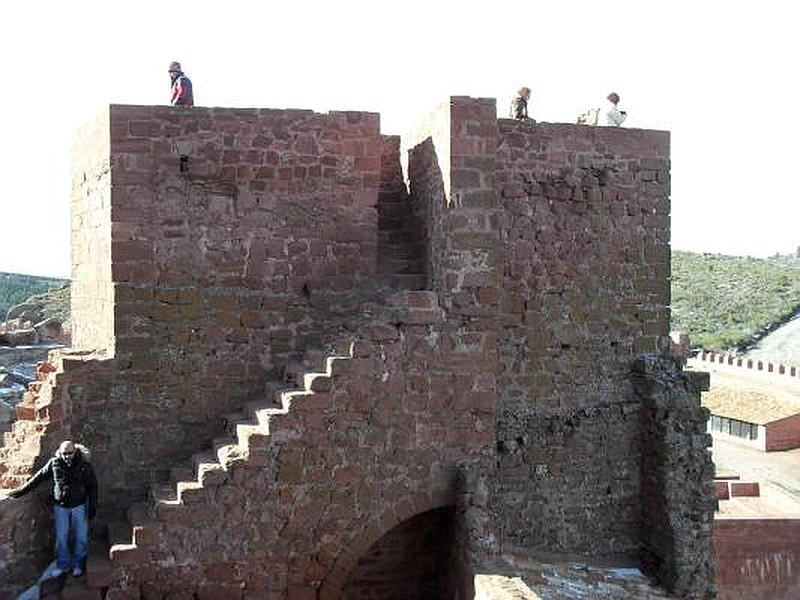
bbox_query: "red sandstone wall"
[67,105,388,515]
[492,118,671,557]
[104,297,498,598]
[715,518,800,599]
[71,109,115,352]
[343,506,455,599]
[0,98,717,596]
[765,413,800,451]
[494,120,670,407]
[403,99,451,294]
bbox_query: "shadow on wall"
[404,137,447,293]
[342,506,457,599]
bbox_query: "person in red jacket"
[168,61,194,107]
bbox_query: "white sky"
[0,0,798,277]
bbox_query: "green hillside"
[671,251,800,350]
[0,272,69,319]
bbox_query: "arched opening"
[342,505,457,599]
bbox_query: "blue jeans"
[54,503,88,570]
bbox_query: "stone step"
[150,482,178,505]
[170,465,195,484]
[106,520,132,547]
[210,436,239,468]
[59,578,104,600]
[303,372,332,392]
[236,423,269,451]
[176,480,205,503]
[301,348,330,372]
[127,501,152,525]
[191,451,218,474]
[213,435,238,453]
[222,412,250,437]
[323,356,353,377]
[243,398,275,420]
[379,230,426,245]
[379,243,427,259]
[197,462,228,488]
[378,215,417,230]
[383,274,428,290]
[378,202,415,219]
[86,543,113,589]
[379,258,427,275]
[235,419,264,438]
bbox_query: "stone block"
[714,481,730,500]
[105,587,142,600]
[110,544,149,566]
[730,482,760,497]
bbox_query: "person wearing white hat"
[168,61,194,107]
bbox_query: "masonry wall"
[635,360,716,598]
[0,98,718,596]
[68,105,387,515]
[104,304,499,598]
[403,99,450,294]
[343,506,456,599]
[765,413,800,451]
[492,119,671,557]
[71,109,114,352]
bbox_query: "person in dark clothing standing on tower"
[169,61,194,107]
[510,87,534,122]
[8,441,98,578]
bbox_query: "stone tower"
[0,97,715,599]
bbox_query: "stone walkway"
[477,555,673,599]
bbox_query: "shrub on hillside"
[671,251,800,350]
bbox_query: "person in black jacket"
[9,441,98,578]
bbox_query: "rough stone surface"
[634,357,717,598]
[0,98,715,598]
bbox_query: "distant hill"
[0,273,69,320]
[671,251,800,350]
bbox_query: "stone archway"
[316,487,458,600]
[341,505,457,600]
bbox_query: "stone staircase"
[378,137,427,291]
[0,363,60,489]
[59,340,361,597]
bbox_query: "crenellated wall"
[693,350,800,378]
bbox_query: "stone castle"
[0,96,715,598]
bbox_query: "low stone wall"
[694,351,800,379]
[715,518,800,599]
